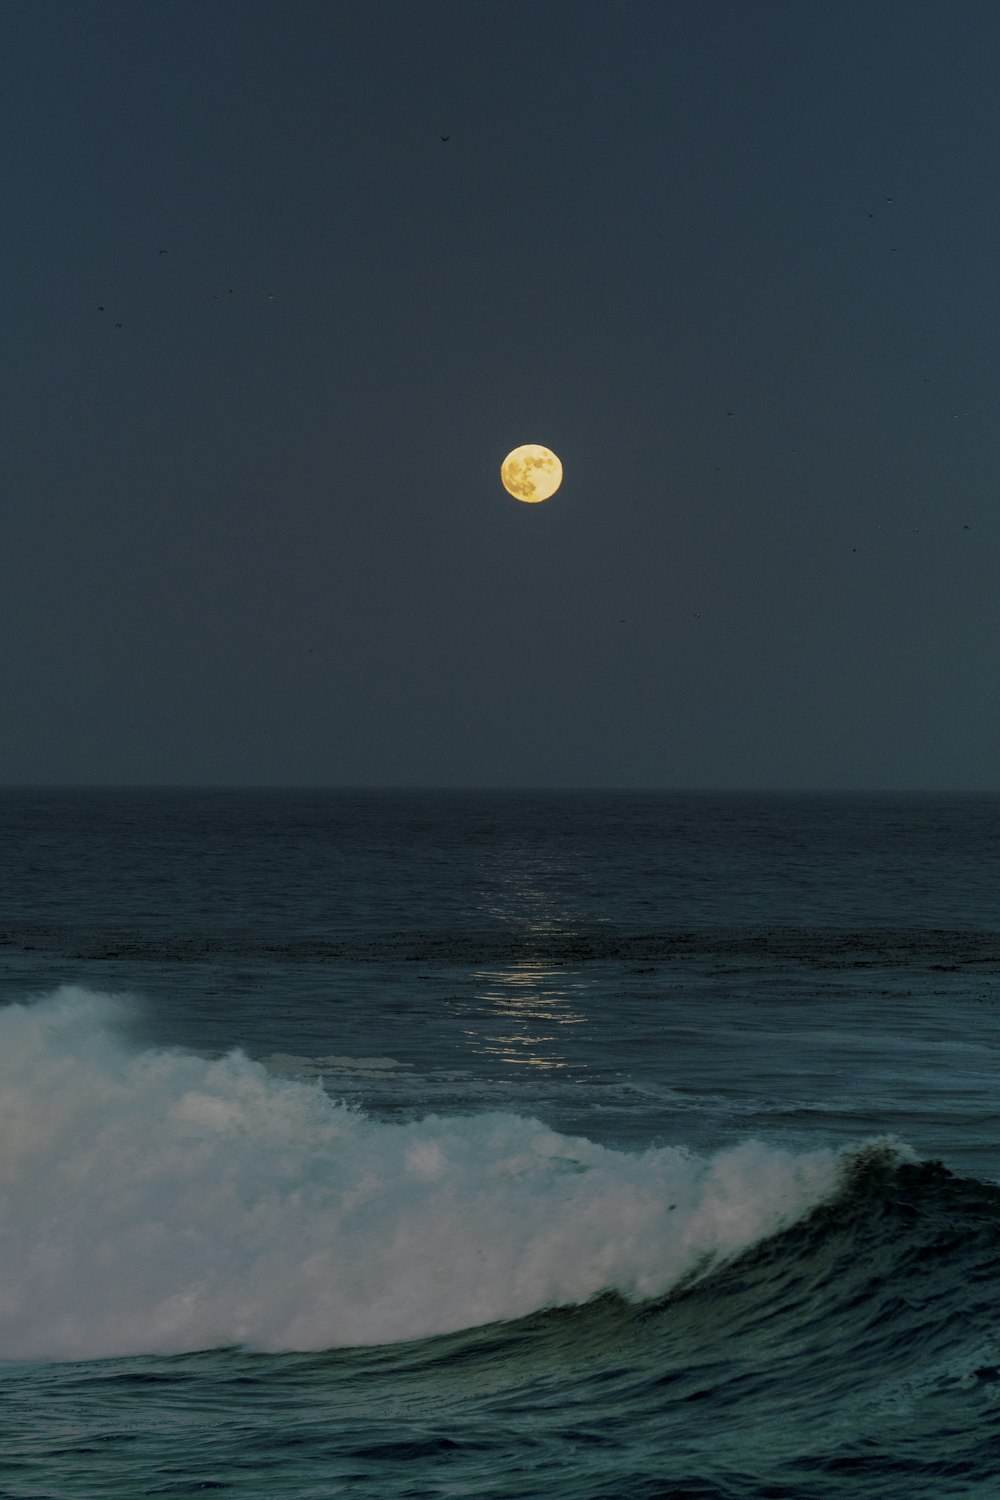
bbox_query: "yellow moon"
[500,444,563,503]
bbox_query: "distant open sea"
[2,788,1000,1498]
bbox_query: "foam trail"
[1,989,855,1362]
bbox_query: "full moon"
[500,444,563,503]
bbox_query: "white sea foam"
[1,988,854,1362]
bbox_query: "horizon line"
[1,783,998,797]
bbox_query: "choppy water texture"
[2,789,1000,1497]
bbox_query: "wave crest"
[0,988,877,1361]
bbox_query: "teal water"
[2,790,999,1497]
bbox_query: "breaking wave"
[0,988,897,1362]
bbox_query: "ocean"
[1,787,999,1498]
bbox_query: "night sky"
[4,0,999,789]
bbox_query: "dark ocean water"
[1,788,999,1498]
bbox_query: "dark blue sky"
[3,0,999,787]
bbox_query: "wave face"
[0,989,859,1363]
[5,991,1000,1496]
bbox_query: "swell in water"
[0,988,878,1363]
